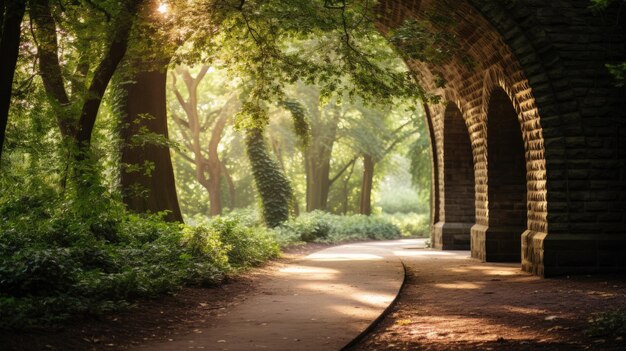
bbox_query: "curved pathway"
[131,239,626,351]
[135,240,420,351]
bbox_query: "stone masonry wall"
[376,0,625,276]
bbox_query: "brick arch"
[432,101,475,250]
[483,87,528,262]
[378,0,626,276]
[480,67,548,230]
[380,1,549,267]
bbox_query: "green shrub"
[276,211,332,242]
[209,217,279,268]
[275,211,402,244]
[0,191,280,329]
[380,212,430,237]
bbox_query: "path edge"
[339,259,408,350]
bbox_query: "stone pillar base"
[471,225,525,262]
[523,232,626,277]
[432,222,472,250]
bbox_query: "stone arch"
[376,0,625,276]
[432,102,475,250]
[484,87,528,262]
[377,0,549,270]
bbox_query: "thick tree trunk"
[0,0,26,160]
[359,154,374,215]
[120,69,183,222]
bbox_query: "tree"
[117,68,183,222]
[0,0,27,162]
[30,0,143,161]
[116,0,183,221]
[284,84,343,212]
[343,102,419,215]
[245,127,292,227]
[128,0,422,225]
[170,66,239,216]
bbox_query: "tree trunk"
[342,161,356,214]
[206,162,222,216]
[221,161,236,208]
[0,0,26,160]
[359,154,374,215]
[32,0,142,157]
[119,69,183,222]
[304,138,334,211]
[30,0,74,138]
[75,0,141,151]
[206,112,229,216]
[271,136,300,217]
[245,127,292,227]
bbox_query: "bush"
[380,212,430,237]
[0,192,280,329]
[209,217,279,268]
[274,211,402,244]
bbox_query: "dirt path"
[132,241,405,350]
[349,247,626,351]
[3,241,626,351]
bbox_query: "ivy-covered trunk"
[119,69,183,222]
[245,127,292,227]
[0,0,26,161]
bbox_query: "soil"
[348,249,626,351]
[0,243,331,351]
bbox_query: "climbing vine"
[245,127,293,227]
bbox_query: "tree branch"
[76,1,141,147]
[329,155,358,186]
[30,0,74,137]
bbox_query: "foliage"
[589,0,626,86]
[587,309,626,337]
[606,62,626,87]
[0,187,278,329]
[390,18,459,66]
[280,99,311,148]
[274,210,402,243]
[376,155,429,214]
[381,212,430,238]
[245,128,293,227]
[193,216,280,268]
[0,0,437,331]
[169,0,425,130]
[407,116,433,201]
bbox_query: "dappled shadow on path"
[349,246,626,351]
[127,241,407,351]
